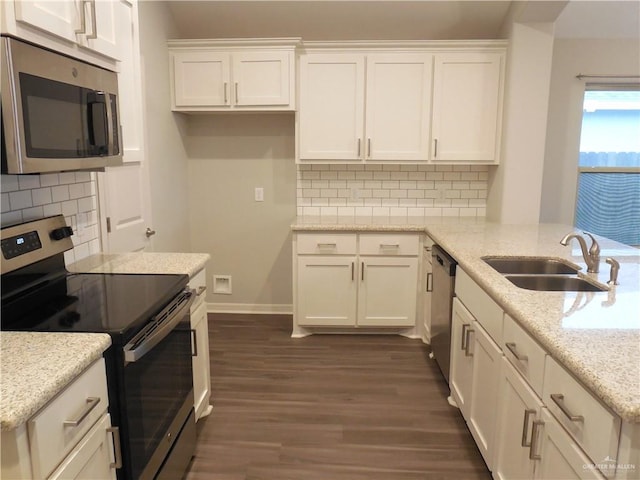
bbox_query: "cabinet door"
[48,414,117,480]
[232,51,291,107]
[468,320,502,470]
[297,255,357,326]
[172,51,230,108]
[13,0,79,43]
[358,256,418,327]
[191,297,212,420]
[535,409,606,480]
[431,53,502,163]
[450,297,475,418]
[298,54,365,161]
[79,0,119,59]
[423,245,433,342]
[365,54,433,161]
[493,357,543,480]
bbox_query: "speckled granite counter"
[292,216,640,422]
[1,332,111,431]
[68,252,210,278]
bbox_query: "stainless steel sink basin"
[483,257,580,275]
[504,275,606,292]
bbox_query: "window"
[575,89,640,246]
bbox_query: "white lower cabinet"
[294,232,419,332]
[493,358,544,480]
[189,268,212,420]
[48,414,117,480]
[1,358,118,480]
[535,409,606,480]
[450,297,475,418]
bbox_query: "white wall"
[186,114,297,311]
[540,38,640,224]
[486,20,555,223]
[137,1,191,252]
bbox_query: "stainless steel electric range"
[1,215,196,480]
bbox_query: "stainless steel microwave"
[1,36,123,174]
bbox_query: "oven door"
[120,289,195,480]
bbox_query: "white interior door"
[98,162,152,252]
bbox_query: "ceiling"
[165,1,640,41]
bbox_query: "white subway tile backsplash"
[61,199,79,216]
[22,206,44,221]
[69,183,85,199]
[18,175,40,190]
[39,174,60,187]
[1,175,20,192]
[296,164,488,218]
[51,185,70,202]
[32,187,53,206]
[59,172,77,184]
[9,190,33,210]
[1,194,9,213]
[43,203,63,217]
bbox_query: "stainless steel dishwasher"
[431,245,457,383]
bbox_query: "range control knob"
[50,226,74,241]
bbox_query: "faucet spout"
[559,232,600,273]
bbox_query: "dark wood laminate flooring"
[185,313,491,480]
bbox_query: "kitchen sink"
[483,256,580,275]
[504,275,607,292]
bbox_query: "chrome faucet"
[605,257,620,285]
[559,232,600,273]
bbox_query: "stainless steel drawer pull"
[464,328,475,357]
[521,409,536,447]
[107,426,123,468]
[380,243,400,248]
[529,420,544,460]
[317,243,337,248]
[550,393,584,422]
[505,342,528,362]
[64,397,100,427]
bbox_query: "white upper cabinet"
[169,39,298,112]
[298,52,433,163]
[431,52,503,163]
[6,0,122,62]
[298,54,365,160]
[365,54,433,161]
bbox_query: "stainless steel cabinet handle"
[461,323,470,350]
[367,138,371,157]
[191,329,198,357]
[529,420,544,460]
[235,82,239,104]
[380,243,400,248]
[75,0,87,33]
[351,262,354,281]
[434,138,438,157]
[107,426,123,468]
[521,409,536,447]
[145,227,156,238]
[357,138,361,157]
[361,261,365,281]
[317,243,337,248]
[64,397,100,427]
[86,0,98,39]
[506,342,528,362]
[426,272,433,292]
[550,393,584,422]
[464,328,474,357]
[224,83,228,104]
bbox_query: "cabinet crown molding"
[167,37,302,50]
[299,39,508,52]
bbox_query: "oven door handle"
[123,289,195,364]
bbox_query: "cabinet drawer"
[297,233,357,255]
[543,356,621,472]
[28,358,109,479]
[455,268,503,345]
[503,314,546,397]
[359,234,419,256]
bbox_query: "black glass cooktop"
[0,272,189,340]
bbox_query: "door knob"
[145,228,156,238]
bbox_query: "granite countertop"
[1,332,111,431]
[68,252,210,278]
[292,216,640,423]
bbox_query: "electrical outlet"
[213,275,232,294]
[254,187,264,202]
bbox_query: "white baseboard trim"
[207,302,293,315]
